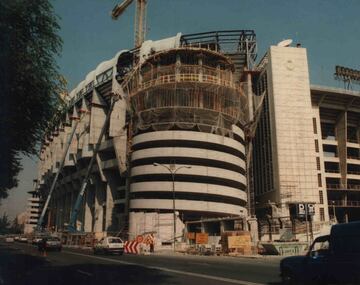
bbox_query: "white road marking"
[190,262,210,266]
[63,251,265,285]
[76,269,93,277]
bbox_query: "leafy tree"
[0,213,10,234]
[10,216,24,234]
[0,0,63,199]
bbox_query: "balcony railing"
[328,200,360,207]
[323,152,338,158]
[347,139,358,144]
[347,170,360,175]
[347,156,360,160]
[325,169,340,173]
[322,136,336,141]
[134,64,236,93]
[327,184,360,190]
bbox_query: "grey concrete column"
[201,222,205,233]
[63,183,72,224]
[70,179,81,229]
[84,184,95,232]
[336,111,347,188]
[247,217,259,243]
[59,194,65,230]
[247,72,254,121]
[220,221,225,234]
[175,54,181,82]
[103,171,120,233]
[94,177,105,233]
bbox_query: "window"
[318,173,322,187]
[319,191,324,204]
[320,208,325,221]
[315,140,319,153]
[310,235,329,257]
[313,118,317,134]
[108,238,123,243]
[316,157,321,170]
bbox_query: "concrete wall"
[130,130,248,218]
[266,46,320,220]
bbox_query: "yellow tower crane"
[111,0,147,48]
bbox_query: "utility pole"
[305,205,309,246]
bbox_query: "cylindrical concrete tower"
[128,47,248,225]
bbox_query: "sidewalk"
[62,244,284,259]
[151,248,282,259]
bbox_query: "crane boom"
[111,0,134,19]
[65,60,142,233]
[111,0,147,48]
[36,118,81,231]
[134,0,147,47]
[67,96,119,232]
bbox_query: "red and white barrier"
[124,241,140,254]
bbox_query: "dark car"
[38,236,62,252]
[280,221,360,284]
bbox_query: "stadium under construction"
[26,30,360,249]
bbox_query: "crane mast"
[111,0,147,48]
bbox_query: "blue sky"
[1,0,360,218]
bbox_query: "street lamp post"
[153,162,191,252]
[331,201,337,223]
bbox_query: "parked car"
[38,236,62,252]
[14,236,20,241]
[93,237,124,255]
[32,236,43,245]
[5,236,14,243]
[280,221,360,284]
[19,236,28,243]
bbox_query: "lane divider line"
[76,269,93,277]
[63,250,265,285]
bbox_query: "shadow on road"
[31,263,173,285]
[0,245,50,285]
[0,245,173,285]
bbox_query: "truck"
[280,221,360,284]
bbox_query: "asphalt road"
[0,241,282,285]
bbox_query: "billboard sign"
[228,235,251,249]
[195,233,208,244]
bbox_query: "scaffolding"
[127,47,248,137]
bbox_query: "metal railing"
[137,65,236,92]
[325,169,340,173]
[328,200,360,207]
[347,156,360,160]
[327,184,360,190]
